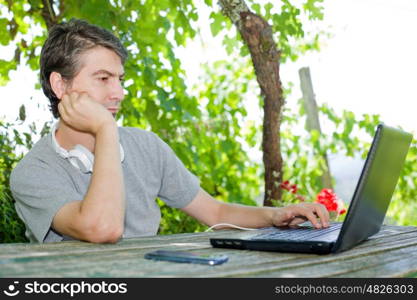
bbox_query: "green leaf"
[0,59,17,86]
[19,104,26,122]
[251,4,261,15]
[0,18,11,45]
[209,12,225,37]
[303,0,325,20]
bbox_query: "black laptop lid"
[332,124,413,253]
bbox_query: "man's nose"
[109,79,124,102]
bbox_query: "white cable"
[205,223,258,232]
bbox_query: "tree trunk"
[219,0,284,207]
[299,67,333,189]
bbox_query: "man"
[10,19,329,243]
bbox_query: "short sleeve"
[154,135,200,208]
[10,162,82,243]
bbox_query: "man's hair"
[40,18,128,118]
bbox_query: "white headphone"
[51,122,125,174]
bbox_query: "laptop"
[210,124,413,254]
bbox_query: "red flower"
[280,184,346,216]
[280,181,291,191]
[316,189,337,210]
[280,180,305,201]
[315,188,346,215]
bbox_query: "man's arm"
[51,92,125,243]
[181,188,329,230]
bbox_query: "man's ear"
[50,72,66,99]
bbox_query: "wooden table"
[1,225,417,278]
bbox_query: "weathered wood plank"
[240,243,417,278]
[332,256,417,278]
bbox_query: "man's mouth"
[107,107,119,113]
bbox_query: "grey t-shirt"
[10,127,200,243]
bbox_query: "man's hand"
[271,203,330,229]
[58,91,115,134]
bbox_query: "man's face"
[65,46,125,117]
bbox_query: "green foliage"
[156,59,262,234]
[157,199,208,235]
[390,138,417,226]
[0,113,52,243]
[0,119,28,243]
[0,189,27,243]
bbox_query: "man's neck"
[55,121,96,153]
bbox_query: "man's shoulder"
[118,127,169,161]
[118,126,156,136]
[11,135,55,182]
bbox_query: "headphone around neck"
[51,122,125,174]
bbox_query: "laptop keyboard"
[250,222,342,242]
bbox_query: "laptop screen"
[332,124,413,253]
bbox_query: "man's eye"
[100,77,108,81]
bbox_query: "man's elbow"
[91,227,123,244]
[81,222,124,244]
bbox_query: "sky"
[286,0,417,135]
[1,0,416,134]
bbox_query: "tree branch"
[41,0,57,29]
